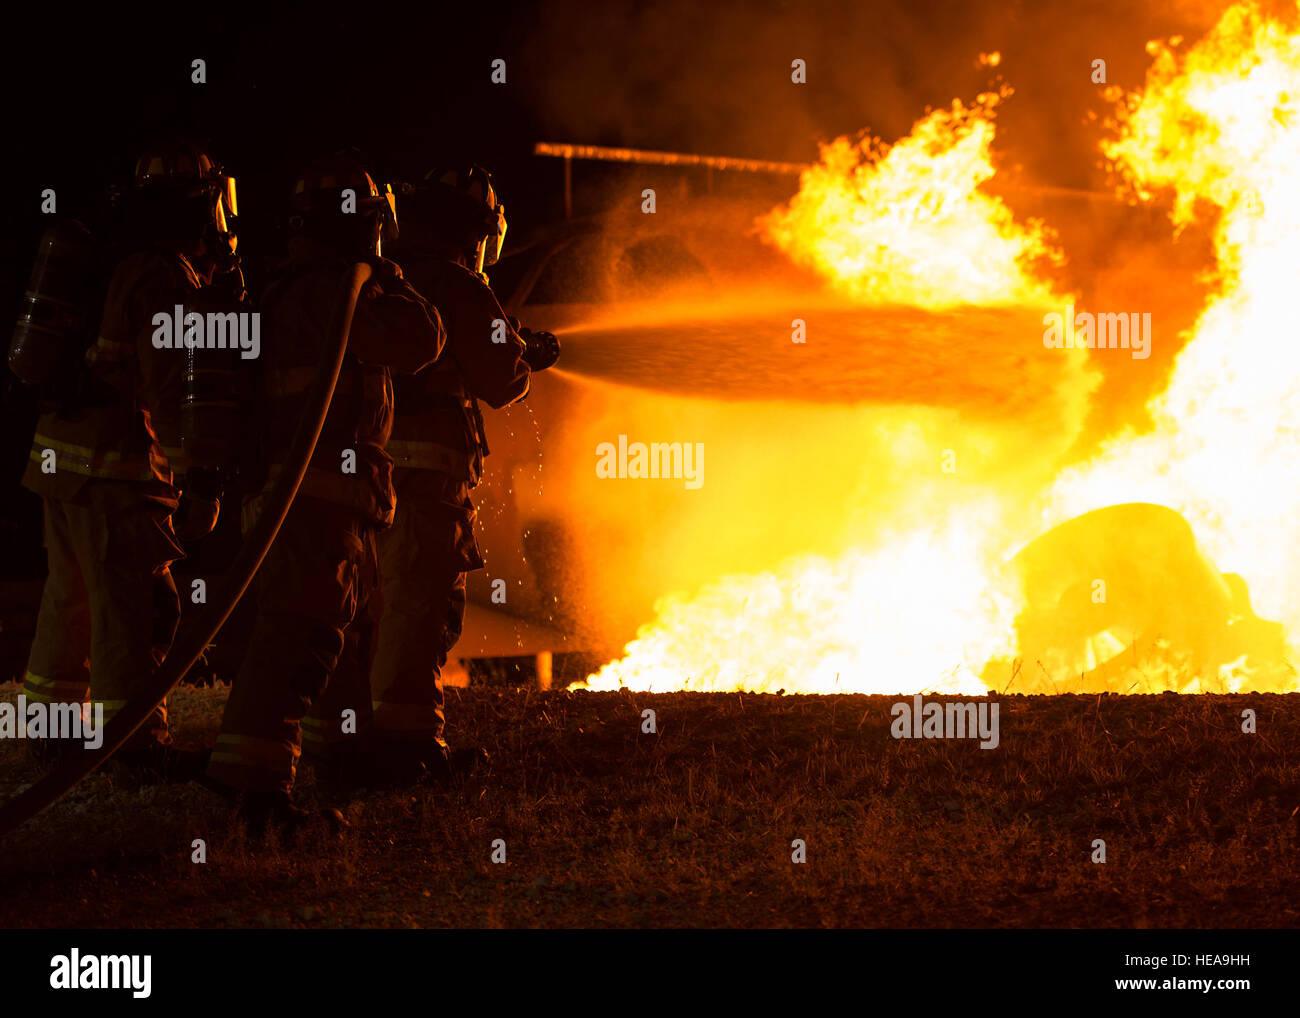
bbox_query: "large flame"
[583,82,1073,694]
[584,499,1023,696]
[1043,1,1300,691]
[757,82,1061,309]
[584,5,1300,695]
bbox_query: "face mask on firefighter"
[366,184,398,259]
[381,185,398,243]
[216,175,238,233]
[213,175,239,250]
[369,188,397,258]
[204,176,239,266]
[473,203,506,274]
[485,202,506,267]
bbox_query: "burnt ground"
[0,682,1297,929]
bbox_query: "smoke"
[522,0,1231,169]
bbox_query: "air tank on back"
[8,219,98,387]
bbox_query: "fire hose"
[0,262,374,837]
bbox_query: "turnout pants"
[208,494,378,796]
[24,481,182,745]
[304,468,480,754]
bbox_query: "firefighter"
[304,165,559,788]
[204,151,445,829]
[19,139,238,778]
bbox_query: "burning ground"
[1,682,1298,928]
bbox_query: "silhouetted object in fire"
[10,138,240,781]
[204,150,445,833]
[304,164,553,787]
[1010,503,1290,690]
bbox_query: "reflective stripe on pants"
[368,469,478,742]
[24,484,181,745]
[208,495,378,794]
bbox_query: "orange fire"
[583,3,1300,695]
[1044,1,1300,692]
[757,82,1060,309]
[583,82,1080,694]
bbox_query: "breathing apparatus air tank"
[8,219,99,388]
[180,282,247,475]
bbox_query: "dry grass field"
[1,682,1298,928]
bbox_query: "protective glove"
[206,260,247,305]
[519,327,561,372]
[361,255,404,290]
[173,493,221,542]
[174,468,224,541]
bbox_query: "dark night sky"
[3,0,1225,252]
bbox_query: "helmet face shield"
[287,155,401,260]
[369,185,398,258]
[222,175,238,220]
[381,185,399,244]
[214,175,238,236]
[484,202,506,267]
[419,165,505,270]
[134,139,239,256]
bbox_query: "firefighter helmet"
[133,138,238,237]
[288,150,397,256]
[419,165,507,273]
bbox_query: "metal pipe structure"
[0,262,375,837]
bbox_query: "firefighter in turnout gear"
[205,151,445,828]
[18,138,239,778]
[307,165,558,787]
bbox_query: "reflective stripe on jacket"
[254,244,445,525]
[23,247,202,503]
[392,257,530,485]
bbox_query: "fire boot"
[198,776,349,844]
[310,738,389,798]
[346,739,488,789]
[237,790,348,844]
[316,737,424,791]
[383,739,489,787]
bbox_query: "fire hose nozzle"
[519,327,560,371]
